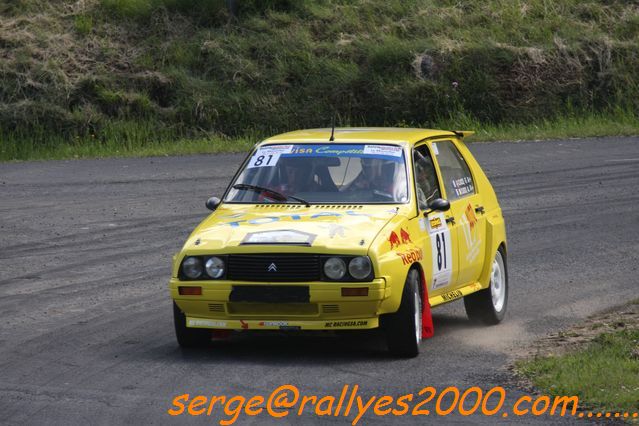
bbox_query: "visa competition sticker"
[363,145,403,157]
[247,145,293,168]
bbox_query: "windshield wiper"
[232,184,311,207]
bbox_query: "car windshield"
[225,143,409,204]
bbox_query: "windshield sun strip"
[222,142,412,205]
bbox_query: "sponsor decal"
[429,216,442,231]
[460,203,481,263]
[258,321,290,327]
[188,319,227,328]
[321,223,346,238]
[324,320,368,328]
[441,290,463,302]
[241,229,316,245]
[240,319,249,330]
[400,228,412,244]
[451,176,475,197]
[389,228,412,250]
[465,203,478,230]
[363,145,403,157]
[397,248,423,265]
[215,210,375,227]
[388,231,401,250]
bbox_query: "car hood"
[183,204,405,254]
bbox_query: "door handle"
[475,205,485,215]
[446,216,455,225]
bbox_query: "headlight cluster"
[180,256,225,280]
[323,256,373,281]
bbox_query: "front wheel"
[384,269,422,358]
[173,302,211,347]
[464,247,508,325]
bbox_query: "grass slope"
[1,0,639,160]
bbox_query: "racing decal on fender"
[427,212,453,290]
[397,248,423,265]
[441,290,463,302]
[388,231,401,249]
[460,203,481,263]
[400,228,412,244]
[389,228,412,250]
[324,320,368,328]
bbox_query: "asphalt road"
[0,137,638,425]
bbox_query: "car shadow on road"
[137,312,488,366]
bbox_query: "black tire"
[173,302,211,347]
[464,247,508,325]
[384,269,422,358]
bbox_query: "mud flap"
[418,268,434,338]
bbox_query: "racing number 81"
[435,232,447,271]
[253,155,274,167]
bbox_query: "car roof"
[260,127,459,146]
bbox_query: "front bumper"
[170,278,388,331]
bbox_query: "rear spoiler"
[453,130,475,138]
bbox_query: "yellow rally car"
[170,128,507,357]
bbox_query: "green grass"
[3,1,639,159]
[517,329,639,415]
[1,111,637,161]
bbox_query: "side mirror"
[423,198,450,216]
[205,197,221,211]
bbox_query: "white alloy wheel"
[490,251,506,313]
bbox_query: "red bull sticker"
[397,248,423,265]
[389,228,412,250]
[388,231,401,250]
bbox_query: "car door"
[429,139,487,287]
[413,143,458,294]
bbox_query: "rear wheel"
[173,302,211,347]
[464,247,508,325]
[384,269,422,358]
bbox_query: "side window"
[432,140,475,201]
[413,145,441,210]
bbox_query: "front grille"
[227,254,320,282]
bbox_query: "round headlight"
[349,256,372,280]
[324,257,346,280]
[205,256,225,279]
[182,256,203,279]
